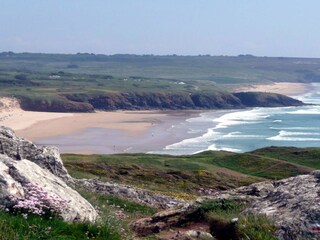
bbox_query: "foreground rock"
[0,126,185,221]
[0,127,71,182]
[75,178,186,209]
[0,126,98,222]
[133,171,320,240]
[174,230,215,240]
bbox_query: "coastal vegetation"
[0,211,122,240]
[61,146,319,239]
[62,147,316,199]
[0,125,319,240]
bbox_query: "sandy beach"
[0,97,202,154]
[234,82,311,96]
[0,81,312,154]
[0,98,74,131]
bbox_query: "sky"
[1,0,320,57]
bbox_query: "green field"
[62,146,317,199]
[2,53,320,84]
[2,53,320,96]
[0,52,311,112]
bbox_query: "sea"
[37,83,320,155]
[151,83,320,155]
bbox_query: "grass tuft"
[0,211,121,240]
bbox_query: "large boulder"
[0,126,98,222]
[133,171,320,240]
[0,126,71,182]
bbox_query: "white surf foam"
[213,108,271,129]
[270,127,320,130]
[222,131,262,139]
[207,144,242,153]
[287,108,320,115]
[268,130,320,141]
[278,130,320,136]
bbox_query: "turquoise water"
[152,83,320,155]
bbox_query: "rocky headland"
[19,91,304,112]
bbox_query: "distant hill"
[1,52,320,83]
[0,52,309,112]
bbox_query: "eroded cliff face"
[0,126,98,222]
[19,91,304,112]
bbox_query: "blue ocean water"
[152,83,320,155]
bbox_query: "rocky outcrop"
[132,204,195,236]
[75,178,186,209]
[0,126,98,222]
[0,126,186,221]
[242,171,320,240]
[0,127,71,182]
[19,95,94,113]
[133,171,320,240]
[233,91,304,107]
[0,155,98,222]
[18,91,304,112]
[174,230,215,240]
[66,91,304,111]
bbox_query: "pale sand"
[0,98,173,141]
[16,111,169,141]
[0,97,201,154]
[0,81,310,154]
[0,98,74,131]
[234,82,311,96]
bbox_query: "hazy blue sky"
[1,0,320,57]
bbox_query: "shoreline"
[35,110,207,155]
[0,82,316,154]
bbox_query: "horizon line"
[1,51,320,59]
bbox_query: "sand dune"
[234,82,311,96]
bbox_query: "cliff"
[19,91,304,112]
